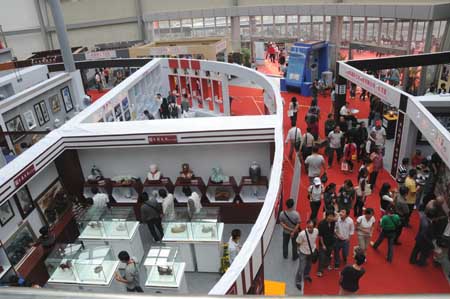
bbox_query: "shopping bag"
[341,161,349,172]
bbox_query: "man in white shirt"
[296,220,318,291]
[92,187,109,209]
[285,124,302,160]
[327,126,344,167]
[370,120,386,151]
[305,146,325,184]
[334,209,355,268]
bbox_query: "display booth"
[0,58,283,295]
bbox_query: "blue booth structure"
[283,41,329,96]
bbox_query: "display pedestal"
[47,271,120,292]
[206,177,238,203]
[145,262,186,288]
[174,177,206,203]
[239,176,268,203]
[143,177,174,202]
[78,222,145,265]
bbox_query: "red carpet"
[87,89,110,102]
[257,59,283,77]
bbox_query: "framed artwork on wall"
[13,186,35,219]
[124,109,131,121]
[105,110,114,122]
[23,111,37,130]
[49,94,61,113]
[114,104,122,118]
[60,86,73,112]
[5,115,25,143]
[4,221,37,266]
[0,200,14,226]
[34,103,45,126]
[35,179,70,226]
[39,101,50,123]
[121,97,129,111]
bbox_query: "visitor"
[356,208,375,255]
[159,98,170,119]
[103,68,110,85]
[411,150,423,168]
[115,251,143,292]
[368,147,383,190]
[295,220,318,291]
[404,169,419,226]
[181,93,190,113]
[337,180,355,213]
[183,186,202,219]
[339,102,357,126]
[301,127,315,162]
[396,157,410,185]
[307,99,320,121]
[91,187,109,209]
[143,110,155,120]
[311,80,319,102]
[334,209,354,269]
[304,145,326,185]
[355,122,368,162]
[337,116,348,134]
[349,84,356,100]
[159,189,175,220]
[307,115,319,140]
[228,229,242,264]
[343,137,357,173]
[280,198,301,260]
[317,210,336,277]
[95,69,102,92]
[285,123,302,161]
[308,177,324,221]
[323,183,337,213]
[354,168,369,217]
[167,90,177,104]
[338,252,366,295]
[327,126,344,168]
[268,43,276,63]
[370,120,386,154]
[410,210,434,266]
[359,88,367,101]
[324,113,336,137]
[379,183,395,213]
[287,97,298,125]
[394,186,410,244]
[35,226,56,257]
[371,207,401,263]
[438,82,447,94]
[169,101,179,118]
[140,192,164,242]
[365,132,377,157]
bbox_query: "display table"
[205,177,238,203]
[143,177,174,202]
[174,177,206,203]
[144,246,186,288]
[111,179,142,203]
[239,176,268,203]
[162,220,224,273]
[383,113,398,140]
[78,221,145,265]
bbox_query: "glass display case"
[83,179,110,199]
[4,221,36,266]
[110,177,141,203]
[143,177,174,203]
[0,246,12,281]
[144,246,185,288]
[173,177,206,203]
[45,243,119,286]
[205,177,238,203]
[239,176,268,203]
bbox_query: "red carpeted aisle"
[257,59,283,77]
[87,89,110,102]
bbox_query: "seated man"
[340,102,357,126]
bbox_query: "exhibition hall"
[0,0,450,298]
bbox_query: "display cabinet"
[78,206,144,266]
[45,243,119,287]
[111,177,142,203]
[205,176,238,203]
[144,246,186,288]
[173,177,206,203]
[83,179,110,199]
[143,177,174,202]
[239,176,268,203]
[4,221,37,267]
[0,246,12,281]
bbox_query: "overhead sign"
[85,50,117,60]
[339,62,401,108]
[148,135,178,144]
[14,164,36,188]
[149,46,189,56]
[215,40,227,53]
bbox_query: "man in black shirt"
[317,211,336,277]
[410,211,434,266]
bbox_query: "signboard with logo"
[148,135,178,144]
[14,164,36,188]
[149,46,189,56]
[85,50,117,60]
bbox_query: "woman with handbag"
[343,137,357,173]
[295,220,319,291]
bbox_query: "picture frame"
[39,101,50,122]
[114,104,122,118]
[124,109,131,121]
[105,110,114,122]
[13,186,35,219]
[23,110,37,130]
[34,103,45,126]
[4,221,37,266]
[0,200,14,226]
[5,115,25,143]
[60,86,73,113]
[121,97,129,111]
[49,94,61,113]
[35,179,69,225]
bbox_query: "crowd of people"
[282,90,450,294]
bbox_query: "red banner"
[148,135,178,144]
[14,164,36,188]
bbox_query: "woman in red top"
[267,43,276,63]
[343,137,357,172]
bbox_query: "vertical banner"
[390,111,405,177]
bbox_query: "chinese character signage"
[14,164,36,188]
[148,135,178,144]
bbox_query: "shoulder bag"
[283,211,298,227]
[305,230,319,263]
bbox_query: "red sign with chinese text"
[148,135,178,144]
[14,164,36,188]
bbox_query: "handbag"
[321,172,328,183]
[305,230,318,263]
[341,161,349,172]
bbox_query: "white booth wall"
[77,142,271,183]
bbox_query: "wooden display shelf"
[111,179,142,203]
[174,177,206,203]
[205,176,238,203]
[238,176,269,203]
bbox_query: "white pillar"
[221,73,230,116]
[230,16,241,52]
